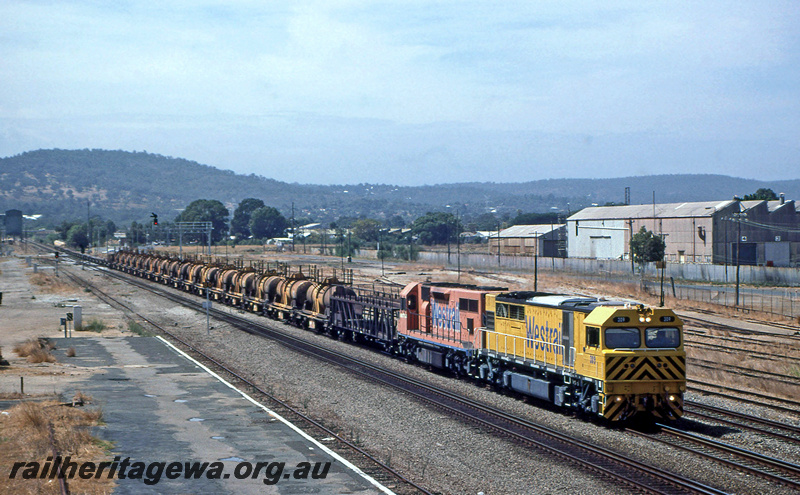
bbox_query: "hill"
[2,149,798,227]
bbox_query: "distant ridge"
[2,149,797,226]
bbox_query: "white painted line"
[155,336,396,494]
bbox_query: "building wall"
[567,219,627,259]
[630,216,714,264]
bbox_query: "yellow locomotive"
[482,292,685,421]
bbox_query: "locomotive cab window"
[604,327,641,349]
[645,327,680,348]
[585,326,600,347]
[406,296,416,310]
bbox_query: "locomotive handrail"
[481,328,575,370]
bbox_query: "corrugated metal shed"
[568,200,737,221]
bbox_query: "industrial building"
[566,196,799,267]
[488,224,566,257]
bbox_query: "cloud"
[1,1,798,184]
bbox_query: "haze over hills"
[2,149,798,228]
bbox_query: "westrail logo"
[526,315,562,355]
[431,300,459,332]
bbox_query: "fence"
[643,281,800,320]
[403,250,800,321]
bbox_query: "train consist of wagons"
[108,250,686,422]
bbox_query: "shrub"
[81,319,106,332]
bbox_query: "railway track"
[682,315,800,349]
[629,424,800,491]
[683,333,800,365]
[687,380,800,417]
[689,357,800,388]
[687,308,800,337]
[684,401,800,445]
[49,249,734,494]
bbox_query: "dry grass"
[26,348,57,364]
[13,338,57,364]
[66,347,76,358]
[27,272,74,294]
[0,394,113,494]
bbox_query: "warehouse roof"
[490,224,564,238]
[568,200,738,221]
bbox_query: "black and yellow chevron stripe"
[602,396,631,421]
[605,355,685,381]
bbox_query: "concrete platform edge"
[155,336,395,495]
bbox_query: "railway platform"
[4,335,391,495]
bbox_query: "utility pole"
[456,210,461,282]
[379,229,384,276]
[291,202,295,252]
[534,231,538,292]
[733,211,747,307]
[87,200,91,255]
[628,218,635,274]
[497,223,501,266]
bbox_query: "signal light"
[151,212,158,226]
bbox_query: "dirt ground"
[0,254,127,494]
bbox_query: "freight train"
[108,250,686,422]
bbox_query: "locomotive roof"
[495,291,631,312]
[420,281,508,292]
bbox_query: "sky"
[1,1,798,185]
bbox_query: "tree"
[66,224,89,253]
[630,227,665,265]
[230,198,265,238]
[742,188,778,201]
[351,219,382,242]
[175,199,229,243]
[411,212,460,245]
[249,206,288,239]
[56,220,81,240]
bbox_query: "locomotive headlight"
[615,396,623,402]
[645,317,651,322]
[668,395,676,402]
[639,316,645,322]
